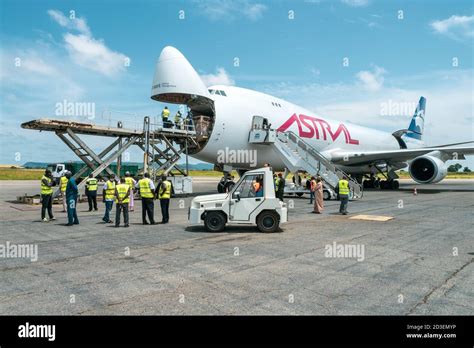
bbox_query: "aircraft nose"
[158,46,185,61]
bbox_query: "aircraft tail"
[405,96,426,142]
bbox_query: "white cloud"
[430,15,474,41]
[48,9,129,77]
[341,0,369,7]
[47,10,91,36]
[200,67,235,86]
[195,0,267,21]
[64,34,129,77]
[356,65,386,92]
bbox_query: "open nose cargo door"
[151,46,214,117]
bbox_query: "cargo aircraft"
[151,46,473,190]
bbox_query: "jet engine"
[409,155,447,184]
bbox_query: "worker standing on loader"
[124,171,136,212]
[65,171,79,226]
[158,175,172,224]
[59,173,68,212]
[114,177,130,228]
[337,175,350,215]
[174,110,182,129]
[137,173,156,225]
[161,106,170,128]
[85,174,98,211]
[102,174,116,223]
[40,169,56,222]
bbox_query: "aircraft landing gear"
[217,171,235,193]
[363,178,380,189]
[379,179,399,190]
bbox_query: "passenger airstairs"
[249,117,363,199]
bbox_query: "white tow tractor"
[189,167,288,233]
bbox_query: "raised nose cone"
[158,46,185,61]
[151,46,211,104]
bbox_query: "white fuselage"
[192,85,401,172]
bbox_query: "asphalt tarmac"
[0,178,472,315]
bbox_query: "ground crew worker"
[161,106,170,128]
[65,171,79,226]
[59,173,68,212]
[40,169,56,222]
[174,110,182,129]
[337,175,350,215]
[124,171,136,212]
[253,177,263,197]
[102,174,116,223]
[158,175,172,224]
[114,177,130,228]
[137,173,155,225]
[85,174,98,211]
[275,173,285,201]
[309,176,316,204]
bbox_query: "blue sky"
[0,0,473,167]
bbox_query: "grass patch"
[0,168,45,180]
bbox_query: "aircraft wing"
[329,142,474,166]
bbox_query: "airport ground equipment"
[189,167,287,233]
[21,117,197,196]
[47,162,139,184]
[248,116,363,200]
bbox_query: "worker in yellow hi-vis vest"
[158,175,172,224]
[85,174,98,211]
[337,176,350,215]
[161,106,171,128]
[124,171,136,212]
[136,172,156,225]
[102,174,116,223]
[59,174,68,212]
[40,169,56,222]
[114,177,130,227]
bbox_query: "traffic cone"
[413,188,417,196]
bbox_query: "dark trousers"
[339,195,349,214]
[103,201,113,222]
[160,198,170,223]
[142,198,155,224]
[87,191,98,211]
[115,203,129,226]
[277,190,284,201]
[309,191,315,204]
[41,194,54,219]
[67,197,79,225]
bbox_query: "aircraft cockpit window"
[220,90,227,96]
[215,90,222,96]
[208,89,215,94]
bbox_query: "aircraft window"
[220,90,227,96]
[208,89,215,94]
